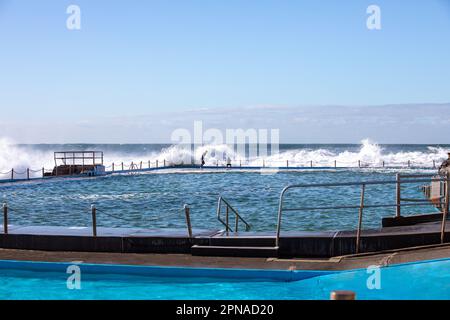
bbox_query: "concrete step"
[191,245,279,258]
[209,237,276,247]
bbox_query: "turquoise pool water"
[1,258,450,300]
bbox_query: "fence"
[274,173,450,253]
[0,158,445,183]
[1,202,194,240]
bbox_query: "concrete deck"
[1,220,450,258]
[1,242,450,271]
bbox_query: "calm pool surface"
[0,168,438,232]
[0,258,449,300]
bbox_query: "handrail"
[216,197,250,234]
[275,174,450,251]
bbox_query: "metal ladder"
[191,197,279,257]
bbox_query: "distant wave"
[0,138,448,175]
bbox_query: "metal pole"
[226,206,229,236]
[310,160,313,168]
[156,160,159,168]
[164,159,166,167]
[148,160,151,168]
[396,173,401,218]
[358,160,361,168]
[330,291,356,300]
[11,169,13,181]
[140,161,142,170]
[334,160,337,168]
[235,214,239,233]
[121,162,124,171]
[356,184,365,254]
[27,168,30,180]
[3,203,8,234]
[112,163,115,172]
[287,160,289,168]
[184,205,193,240]
[91,205,97,237]
[42,167,45,178]
[441,174,449,244]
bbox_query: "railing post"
[235,214,239,233]
[226,206,229,236]
[330,291,356,300]
[310,160,313,168]
[396,173,401,218]
[91,205,97,237]
[408,160,411,168]
[148,160,151,169]
[382,161,385,168]
[27,168,30,180]
[156,160,159,168]
[286,160,289,168]
[263,159,265,168]
[121,162,124,171]
[140,161,142,170]
[164,159,166,167]
[11,169,14,181]
[356,184,365,254]
[334,160,337,168]
[112,163,115,172]
[433,160,436,169]
[42,167,45,178]
[184,204,193,240]
[441,174,449,244]
[240,160,242,167]
[358,160,361,168]
[3,203,8,234]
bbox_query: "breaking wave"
[0,138,449,176]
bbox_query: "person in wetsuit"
[200,151,207,168]
[226,156,232,168]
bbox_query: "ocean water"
[0,140,446,232]
[0,139,449,173]
[1,258,450,300]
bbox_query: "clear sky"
[0,0,449,143]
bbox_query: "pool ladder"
[216,196,251,234]
[191,196,279,257]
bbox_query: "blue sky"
[0,0,449,143]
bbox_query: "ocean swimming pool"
[1,258,450,300]
[0,168,439,232]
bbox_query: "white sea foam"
[0,138,448,175]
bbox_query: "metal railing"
[275,174,450,253]
[2,202,194,239]
[1,157,447,184]
[216,197,251,235]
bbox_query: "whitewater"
[0,138,449,174]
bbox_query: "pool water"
[0,168,438,232]
[0,258,450,300]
